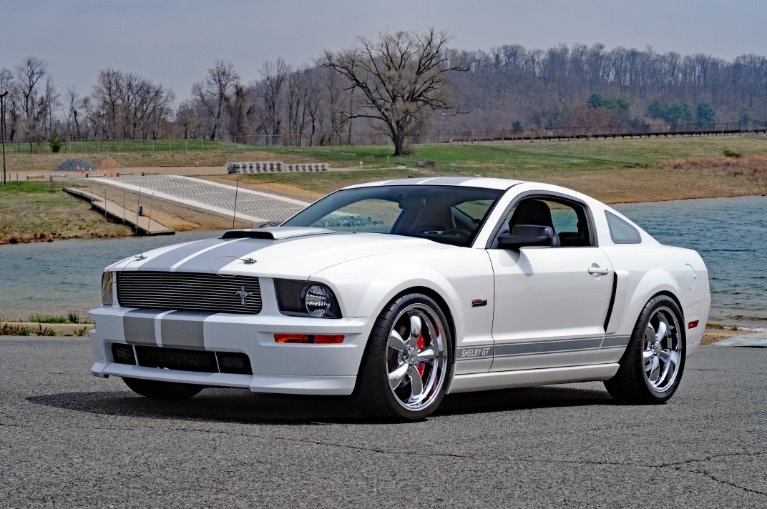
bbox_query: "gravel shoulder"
[0,337,764,507]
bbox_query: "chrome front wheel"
[356,294,453,420]
[386,304,448,412]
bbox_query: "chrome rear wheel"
[641,306,683,393]
[605,295,686,404]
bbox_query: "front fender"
[310,248,495,350]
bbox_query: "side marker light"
[274,334,344,344]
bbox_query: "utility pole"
[0,91,8,186]
[232,180,240,229]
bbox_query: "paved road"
[97,175,308,224]
[0,337,764,508]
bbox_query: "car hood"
[108,228,451,279]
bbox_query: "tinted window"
[283,185,503,247]
[605,211,642,244]
[498,197,592,247]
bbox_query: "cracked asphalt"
[0,337,764,508]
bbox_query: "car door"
[487,195,615,371]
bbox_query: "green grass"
[0,322,58,336]
[9,134,767,175]
[0,181,64,194]
[25,312,83,324]
[0,181,132,244]
[3,135,767,243]
[223,135,767,201]
[266,135,767,170]
[4,139,245,154]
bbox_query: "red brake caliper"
[417,334,425,376]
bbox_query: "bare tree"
[259,58,289,145]
[0,68,17,141]
[324,28,465,155]
[225,83,254,143]
[15,57,56,149]
[285,67,316,146]
[93,69,123,139]
[192,60,239,141]
[175,100,201,139]
[64,87,82,139]
[320,65,350,145]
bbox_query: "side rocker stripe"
[494,337,603,357]
[601,335,632,349]
[455,335,632,361]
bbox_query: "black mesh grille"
[112,343,253,375]
[116,271,261,314]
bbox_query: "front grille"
[111,343,253,375]
[116,271,262,314]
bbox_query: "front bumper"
[89,305,372,396]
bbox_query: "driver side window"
[500,197,592,247]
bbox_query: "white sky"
[2,0,766,103]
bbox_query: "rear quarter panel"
[602,245,710,353]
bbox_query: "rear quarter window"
[605,211,642,244]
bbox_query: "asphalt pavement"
[0,337,764,508]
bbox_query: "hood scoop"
[221,226,335,241]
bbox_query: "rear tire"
[605,295,685,403]
[355,293,452,421]
[123,377,203,399]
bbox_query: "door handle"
[588,266,610,276]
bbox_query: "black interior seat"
[509,200,559,247]
[509,199,554,229]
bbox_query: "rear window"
[605,211,641,244]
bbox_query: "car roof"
[344,176,524,191]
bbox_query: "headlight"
[304,285,332,317]
[101,272,114,306]
[274,279,341,319]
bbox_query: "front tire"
[605,295,686,403]
[123,377,203,399]
[355,293,452,421]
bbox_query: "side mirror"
[497,224,556,249]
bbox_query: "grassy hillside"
[8,134,767,172]
[0,182,131,244]
[2,135,766,244]
[223,136,767,202]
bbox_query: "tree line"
[448,44,766,133]
[1,34,766,153]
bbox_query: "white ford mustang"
[91,177,710,420]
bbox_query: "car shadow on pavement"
[26,385,613,424]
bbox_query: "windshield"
[282,185,504,247]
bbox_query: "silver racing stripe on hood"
[133,237,274,273]
[129,238,229,270]
[169,237,249,272]
[171,238,276,273]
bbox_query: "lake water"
[616,196,767,330]
[0,196,765,329]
